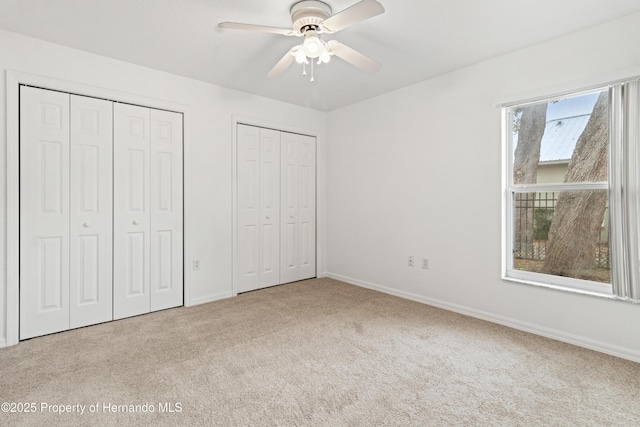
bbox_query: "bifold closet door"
[237,124,281,292]
[280,132,316,284]
[20,88,182,336]
[20,87,113,339]
[150,109,184,311]
[113,103,152,320]
[113,104,184,319]
[69,95,114,329]
[20,87,71,339]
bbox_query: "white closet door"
[150,109,183,311]
[298,135,316,280]
[280,132,300,284]
[113,103,151,320]
[280,132,316,284]
[69,95,113,328]
[237,125,282,292]
[259,128,281,288]
[237,124,261,292]
[19,86,71,339]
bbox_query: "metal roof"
[539,114,590,163]
[513,114,590,163]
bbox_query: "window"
[503,79,640,302]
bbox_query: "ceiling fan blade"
[218,22,296,36]
[321,0,385,33]
[267,48,296,78]
[329,41,381,73]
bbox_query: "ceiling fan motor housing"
[290,0,332,33]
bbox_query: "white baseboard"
[188,291,233,307]
[325,272,640,363]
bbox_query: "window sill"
[504,269,614,299]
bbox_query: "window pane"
[512,190,610,283]
[511,90,609,185]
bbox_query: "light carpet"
[1,278,639,426]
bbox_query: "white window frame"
[502,87,614,297]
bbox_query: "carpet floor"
[1,278,639,426]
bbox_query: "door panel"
[237,124,261,292]
[20,86,71,339]
[156,231,173,290]
[280,132,316,283]
[259,128,280,287]
[41,141,64,213]
[298,135,316,280]
[150,109,183,311]
[113,103,151,320]
[127,150,146,211]
[77,235,99,302]
[237,125,282,292]
[280,133,299,284]
[70,95,113,328]
[127,232,146,295]
[39,237,64,310]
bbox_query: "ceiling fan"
[218,0,385,80]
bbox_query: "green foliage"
[534,208,553,241]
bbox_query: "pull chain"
[310,59,315,82]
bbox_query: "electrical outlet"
[193,260,200,270]
[422,258,429,269]
[408,256,414,267]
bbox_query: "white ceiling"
[1,0,639,111]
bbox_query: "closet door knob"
[266,215,270,220]
[83,222,91,228]
[133,220,139,225]
[289,214,294,219]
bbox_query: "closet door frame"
[5,71,191,347]
[231,115,323,296]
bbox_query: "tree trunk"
[542,92,609,278]
[513,103,547,257]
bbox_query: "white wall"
[325,12,640,361]
[0,29,327,346]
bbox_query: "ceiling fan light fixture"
[302,31,323,58]
[318,50,331,64]
[293,48,308,64]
